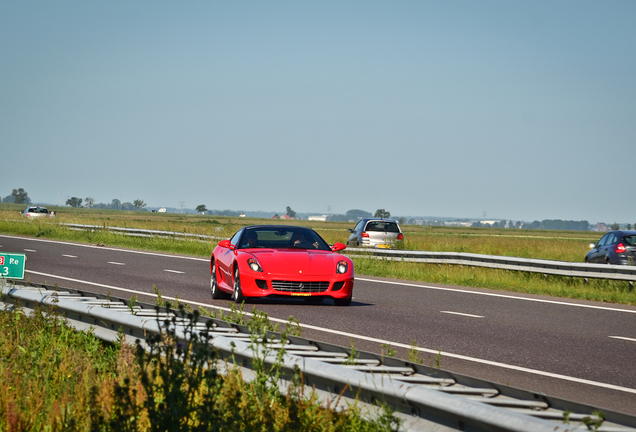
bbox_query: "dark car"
[585,230,636,265]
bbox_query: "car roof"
[360,218,399,224]
[243,225,314,230]
[613,230,636,235]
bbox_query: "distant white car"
[347,218,403,248]
[22,206,55,218]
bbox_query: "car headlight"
[336,260,348,274]
[247,258,263,272]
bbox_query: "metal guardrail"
[62,223,636,284]
[345,248,636,284]
[62,223,223,242]
[2,280,635,431]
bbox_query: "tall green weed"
[0,304,399,431]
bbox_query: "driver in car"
[246,231,259,247]
[291,231,318,248]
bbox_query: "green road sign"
[0,253,26,279]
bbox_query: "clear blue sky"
[2,1,634,223]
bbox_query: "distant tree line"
[328,209,373,222]
[66,197,83,207]
[472,219,590,231]
[90,199,146,211]
[207,209,243,217]
[521,219,590,231]
[2,188,31,204]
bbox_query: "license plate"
[291,293,311,296]
[376,244,391,249]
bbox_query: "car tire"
[210,261,228,299]
[334,296,352,306]
[233,266,246,303]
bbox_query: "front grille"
[271,280,329,293]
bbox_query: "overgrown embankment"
[0,304,398,431]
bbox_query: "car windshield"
[365,221,400,233]
[25,207,47,214]
[238,227,330,251]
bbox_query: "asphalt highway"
[2,234,635,416]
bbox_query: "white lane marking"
[26,269,235,310]
[609,336,636,342]
[0,234,208,262]
[23,269,636,395]
[24,249,37,252]
[441,311,484,318]
[62,254,77,258]
[108,262,125,266]
[356,277,636,315]
[164,269,185,274]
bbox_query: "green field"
[1,204,634,305]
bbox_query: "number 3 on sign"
[0,256,3,265]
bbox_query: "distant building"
[280,214,293,220]
[593,222,609,232]
[308,215,328,221]
[444,221,474,227]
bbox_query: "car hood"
[248,249,339,276]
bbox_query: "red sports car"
[210,225,354,306]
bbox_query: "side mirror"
[331,242,346,252]
[218,240,235,250]
[589,242,596,249]
[347,229,354,233]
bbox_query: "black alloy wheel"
[210,261,228,299]
[233,267,246,303]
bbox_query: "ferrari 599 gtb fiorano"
[210,225,354,306]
